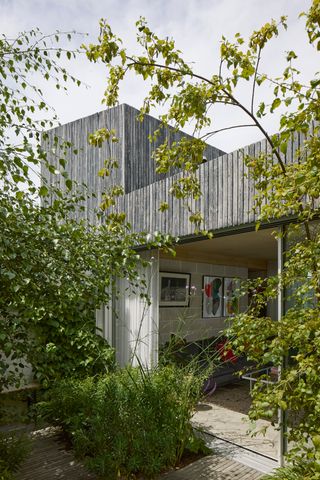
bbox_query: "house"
[43,103,292,370]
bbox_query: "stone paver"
[193,402,278,459]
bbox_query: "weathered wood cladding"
[114,130,306,237]
[42,104,224,225]
[42,104,309,238]
[42,106,126,224]
[122,104,224,192]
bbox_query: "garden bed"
[37,366,211,479]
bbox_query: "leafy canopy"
[0,28,172,390]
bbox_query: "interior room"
[158,227,279,460]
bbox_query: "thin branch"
[220,87,287,174]
[200,123,256,141]
[0,47,81,57]
[251,46,262,114]
[218,58,223,82]
[260,75,310,95]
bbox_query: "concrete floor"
[193,381,279,460]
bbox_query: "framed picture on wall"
[223,277,240,316]
[159,272,191,307]
[202,276,223,317]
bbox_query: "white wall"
[159,258,248,345]
[114,252,159,368]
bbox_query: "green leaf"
[47,320,59,328]
[65,179,72,190]
[159,202,169,212]
[15,191,25,200]
[280,142,287,155]
[271,98,281,111]
[39,186,49,197]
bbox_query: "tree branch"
[200,123,256,140]
[127,58,287,174]
[251,46,262,114]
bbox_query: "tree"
[0,29,167,390]
[83,0,320,473]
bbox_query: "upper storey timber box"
[43,104,306,237]
[43,104,224,221]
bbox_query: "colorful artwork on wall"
[223,277,240,316]
[202,276,223,317]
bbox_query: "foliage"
[229,223,320,468]
[0,28,176,390]
[83,0,320,472]
[0,431,32,480]
[38,365,209,479]
[262,461,320,480]
[0,28,80,193]
[0,28,112,389]
[82,10,288,231]
[225,0,320,467]
[0,389,35,426]
[0,191,151,388]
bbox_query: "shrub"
[263,450,320,480]
[263,463,314,480]
[39,365,209,478]
[0,431,32,480]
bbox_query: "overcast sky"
[0,0,316,152]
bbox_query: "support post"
[277,225,287,466]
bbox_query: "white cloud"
[0,0,316,151]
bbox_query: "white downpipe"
[277,225,286,466]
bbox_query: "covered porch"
[158,227,280,466]
[97,225,283,468]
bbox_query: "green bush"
[39,365,209,478]
[0,431,32,480]
[263,458,320,480]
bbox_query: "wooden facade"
[42,104,306,238]
[116,130,306,237]
[42,104,224,229]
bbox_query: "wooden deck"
[15,427,265,480]
[16,427,96,480]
